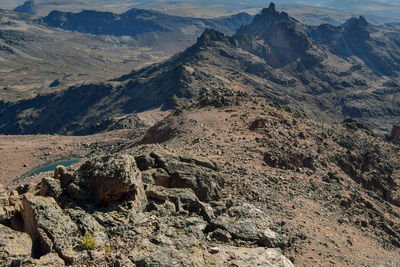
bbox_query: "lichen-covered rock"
[23,253,65,266]
[75,154,147,210]
[0,183,11,224]
[0,183,9,207]
[0,224,32,265]
[65,208,108,245]
[20,194,80,263]
[179,155,219,171]
[207,246,294,267]
[39,177,63,199]
[210,203,278,247]
[135,155,155,171]
[146,185,215,221]
[54,165,75,188]
[141,168,170,187]
[150,151,224,202]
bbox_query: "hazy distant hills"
[41,8,253,50]
[1,3,399,135]
[6,0,400,24]
[0,7,253,101]
[0,9,171,101]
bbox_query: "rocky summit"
[0,2,399,267]
[0,93,399,266]
[0,151,293,266]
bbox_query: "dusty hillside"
[0,9,169,102]
[124,93,400,266]
[0,93,399,266]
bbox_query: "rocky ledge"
[0,152,293,266]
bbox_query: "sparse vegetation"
[103,245,112,254]
[79,232,96,250]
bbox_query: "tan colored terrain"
[0,95,399,266]
[0,131,129,187]
[119,95,400,267]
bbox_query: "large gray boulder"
[210,203,279,247]
[74,154,147,210]
[21,194,80,264]
[148,152,224,202]
[0,224,32,265]
[209,246,294,267]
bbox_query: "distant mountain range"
[1,3,399,135]
[0,9,170,101]
[7,0,400,24]
[40,8,252,50]
[0,6,254,101]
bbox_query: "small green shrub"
[80,232,96,250]
[103,245,112,253]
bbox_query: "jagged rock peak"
[259,2,289,18]
[236,2,292,36]
[344,16,369,28]
[262,2,277,15]
[196,28,229,45]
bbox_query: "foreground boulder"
[208,246,294,267]
[0,224,32,265]
[0,151,295,266]
[141,152,224,202]
[209,203,280,247]
[73,154,147,210]
[21,194,80,263]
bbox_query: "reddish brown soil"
[0,131,129,188]
[2,96,399,266]
[121,97,400,267]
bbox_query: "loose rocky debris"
[0,151,293,266]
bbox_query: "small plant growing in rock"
[103,245,112,253]
[80,232,96,250]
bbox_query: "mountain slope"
[0,9,170,101]
[1,93,399,267]
[1,3,400,135]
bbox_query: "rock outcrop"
[208,246,294,267]
[74,154,147,209]
[0,224,32,265]
[21,194,80,263]
[0,151,294,266]
[146,151,223,202]
[209,204,280,247]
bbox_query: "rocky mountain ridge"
[1,3,400,135]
